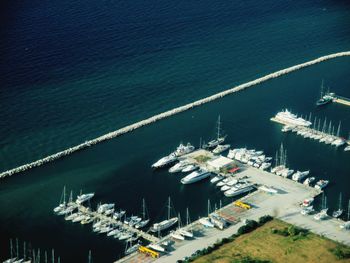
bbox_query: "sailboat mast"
[16,238,19,259]
[207,199,211,216]
[142,198,145,219]
[336,121,341,137]
[23,241,26,260]
[322,118,327,133]
[167,197,171,220]
[10,239,13,259]
[63,185,66,204]
[348,200,350,221]
[52,249,55,263]
[186,208,190,226]
[88,250,92,263]
[217,115,221,140]
[339,192,343,211]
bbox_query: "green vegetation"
[194,155,211,163]
[184,218,350,263]
[330,245,350,260]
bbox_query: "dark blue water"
[0,0,350,261]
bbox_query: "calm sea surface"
[0,0,349,261]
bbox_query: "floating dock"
[69,204,160,243]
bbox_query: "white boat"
[281,169,294,178]
[258,185,278,194]
[199,217,214,228]
[174,143,195,157]
[150,197,178,232]
[181,169,211,184]
[259,162,271,170]
[210,175,224,183]
[220,185,231,192]
[315,180,329,190]
[97,203,115,214]
[149,244,165,252]
[301,206,314,215]
[344,145,350,151]
[332,193,344,218]
[118,232,133,241]
[170,231,185,240]
[169,161,189,173]
[178,229,193,238]
[53,186,67,214]
[181,164,198,173]
[125,240,140,255]
[216,178,229,187]
[274,109,312,127]
[303,177,315,186]
[314,209,328,220]
[76,192,95,205]
[340,222,350,230]
[203,116,226,149]
[212,144,230,154]
[224,185,254,197]
[135,198,150,229]
[292,170,309,181]
[282,125,293,132]
[152,153,177,168]
[107,229,120,237]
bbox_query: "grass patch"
[194,155,211,163]
[192,219,350,263]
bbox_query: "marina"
[271,109,350,150]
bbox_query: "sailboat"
[316,80,334,106]
[125,239,141,255]
[3,239,17,263]
[170,213,185,240]
[340,200,350,229]
[332,192,343,218]
[314,194,328,220]
[150,197,178,232]
[53,186,66,214]
[199,200,214,228]
[203,115,227,149]
[135,199,150,229]
[177,208,194,238]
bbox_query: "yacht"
[316,81,334,106]
[280,169,294,178]
[54,186,67,214]
[340,222,350,230]
[315,180,329,190]
[274,109,312,127]
[282,125,293,132]
[203,116,227,149]
[210,175,224,183]
[224,184,254,197]
[303,177,315,186]
[292,170,310,181]
[169,161,189,173]
[258,185,278,194]
[97,203,114,214]
[76,192,95,205]
[259,162,271,170]
[199,217,214,228]
[152,153,177,168]
[212,144,230,154]
[344,145,350,151]
[181,169,211,184]
[181,164,198,173]
[174,143,195,157]
[148,244,165,252]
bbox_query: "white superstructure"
[181,169,211,184]
[275,109,312,127]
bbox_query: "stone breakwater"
[1,51,350,178]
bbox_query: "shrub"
[330,245,350,259]
[258,215,273,225]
